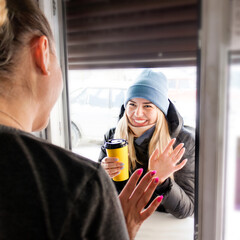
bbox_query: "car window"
[70,88,110,108]
[88,88,109,108]
[111,89,126,108]
[70,88,87,104]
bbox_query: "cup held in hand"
[104,139,129,181]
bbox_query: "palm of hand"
[119,169,163,240]
[148,138,187,184]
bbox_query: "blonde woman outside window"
[99,69,195,219]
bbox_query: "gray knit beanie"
[124,69,169,116]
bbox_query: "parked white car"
[69,87,127,148]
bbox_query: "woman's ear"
[32,36,50,75]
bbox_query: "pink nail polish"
[157,195,163,202]
[154,177,159,183]
[151,170,156,176]
[137,168,143,175]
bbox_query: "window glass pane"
[88,88,109,107]
[224,57,240,240]
[111,89,126,108]
[68,67,196,162]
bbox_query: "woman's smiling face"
[126,98,158,127]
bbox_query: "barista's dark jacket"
[98,100,195,219]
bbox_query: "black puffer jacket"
[98,101,195,219]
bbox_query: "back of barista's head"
[0,0,53,82]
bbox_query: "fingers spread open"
[174,158,188,171]
[135,176,160,212]
[119,168,143,200]
[141,195,163,221]
[149,148,159,163]
[172,147,185,165]
[163,138,176,155]
[129,170,157,203]
[170,143,184,158]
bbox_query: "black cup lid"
[104,139,128,149]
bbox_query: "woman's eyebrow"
[129,100,153,104]
[143,102,153,104]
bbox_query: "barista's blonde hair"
[114,107,172,171]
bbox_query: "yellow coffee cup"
[104,139,129,182]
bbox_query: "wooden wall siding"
[65,0,199,69]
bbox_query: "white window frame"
[38,0,71,149]
[197,0,230,239]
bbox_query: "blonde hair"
[0,0,8,26]
[114,108,172,171]
[0,0,54,88]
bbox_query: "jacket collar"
[134,125,155,146]
[166,100,183,138]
